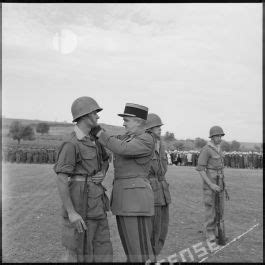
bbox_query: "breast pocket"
[81,149,97,160]
[122,182,153,213]
[78,148,97,173]
[210,155,223,167]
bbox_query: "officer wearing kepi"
[145,113,171,259]
[196,126,229,243]
[53,96,113,262]
[90,103,155,262]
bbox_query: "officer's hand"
[90,125,102,139]
[210,183,221,192]
[91,171,105,184]
[68,211,87,233]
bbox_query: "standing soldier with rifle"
[26,148,33,163]
[32,149,39,163]
[16,148,22,163]
[47,148,54,164]
[53,96,113,262]
[145,113,171,260]
[196,126,229,245]
[9,147,16,163]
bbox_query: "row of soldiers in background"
[2,147,113,164]
[166,150,263,169]
[2,147,58,164]
[222,151,263,169]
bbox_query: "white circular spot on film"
[52,29,78,54]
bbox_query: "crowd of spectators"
[166,150,263,169]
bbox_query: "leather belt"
[206,169,224,179]
[71,175,92,182]
[207,168,224,173]
[115,174,147,180]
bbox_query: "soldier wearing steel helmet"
[90,103,155,262]
[53,96,113,262]
[47,148,54,164]
[26,148,32,163]
[196,126,229,243]
[145,113,171,259]
[15,148,22,163]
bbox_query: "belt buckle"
[72,175,86,181]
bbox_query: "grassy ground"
[2,163,263,263]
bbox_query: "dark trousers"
[116,215,154,262]
[151,205,169,256]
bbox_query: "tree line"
[7,121,262,152]
[162,131,262,152]
[8,121,50,144]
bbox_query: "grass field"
[2,163,263,263]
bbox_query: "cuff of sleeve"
[196,165,206,171]
[54,164,75,174]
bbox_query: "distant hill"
[2,117,73,128]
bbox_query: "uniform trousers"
[62,218,113,263]
[203,180,224,237]
[116,215,154,262]
[151,205,169,256]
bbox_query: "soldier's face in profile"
[212,135,222,145]
[151,126,162,139]
[123,117,140,133]
[86,111,99,128]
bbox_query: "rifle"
[215,175,226,246]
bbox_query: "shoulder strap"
[207,144,222,157]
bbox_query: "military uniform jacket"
[196,142,225,189]
[54,131,109,220]
[147,140,171,206]
[98,130,155,216]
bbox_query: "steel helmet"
[145,113,163,130]
[71,96,102,122]
[209,126,225,138]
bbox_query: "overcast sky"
[2,3,262,142]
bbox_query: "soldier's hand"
[210,183,221,192]
[91,171,105,184]
[68,211,87,233]
[90,125,103,139]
